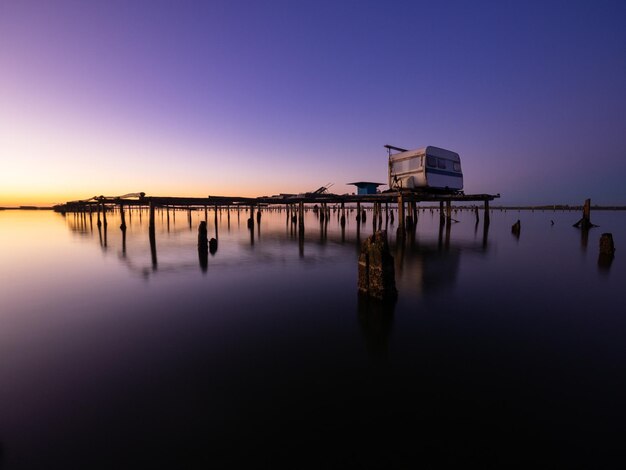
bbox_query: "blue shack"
[348,182,384,195]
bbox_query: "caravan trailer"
[387,145,463,193]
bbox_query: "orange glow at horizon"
[0,105,324,207]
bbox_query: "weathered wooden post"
[209,205,216,240]
[474,206,479,223]
[573,199,597,229]
[298,201,304,232]
[397,194,405,231]
[512,219,521,237]
[356,202,361,223]
[248,204,255,229]
[119,203,126,231]
[484,200,490,227]
[598,233,615,270]
[340,201,346,227]
[149,200,157,269]
[358,231,397,300]
[256,206,262,224]
[96,203,102,228]
[446,201,452,225]
[149,200,155,233]
[198,220,208,248]
[198,221,208,272]
[439,201,445,226]
[101,199,108,227]
[372,203,377,232]
[599,233,615,255]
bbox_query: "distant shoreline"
[2,205,625,211]
[0,206,55,211]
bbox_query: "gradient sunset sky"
[1,0,625,206]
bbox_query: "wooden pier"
[54,190,499,268]
[55,191,499,221]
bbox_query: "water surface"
[0,207,624,468]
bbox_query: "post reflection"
[357,295,395,362]
[149,228,157,270]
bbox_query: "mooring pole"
[101,199,108,228]
[397,194,405,231]
[439,201,445,226]
[119,203,126,231]
[149,200,157,269]
[484,200,490,227]
[446,200,452,224]
[214,204,219,240]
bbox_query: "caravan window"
[453,162,461,172]
[437,158,447,169]
[392,160,409,173]
[408,157,421,171]
[426,156,437,167]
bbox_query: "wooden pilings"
[397,194,404,231]
[119,204,126,231]
[101,199,108,227]
[439,201,445,226]
[484,200,490,227]
[149,200,157,269]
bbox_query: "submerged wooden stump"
[599,233,615,255]
[198,221,208,248]
[573,199,598,229]
[358,231,397,301]
[512,219,521,237]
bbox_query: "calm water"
[0,207,624,469]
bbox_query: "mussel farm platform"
[55,191,499,226]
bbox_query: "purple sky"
[1,0,625,205]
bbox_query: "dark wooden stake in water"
[484,200,490,227]
[101,199,108,227]
[512,219,521,237]
[119,204,127,231]
[439,201,445,226]
[599,233,615,255]
[358,231,397,301]
[149,200,157,269]
[598,232,615,270]
[397,194,404,231]
[573,199,598,229]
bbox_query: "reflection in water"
[198,247,208,272]
[3,208,624,469]
[357,295,395,362]
[198,221,208,272]
[149,228,157,270]
[580,226,590,251]
[598,253,614,273]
